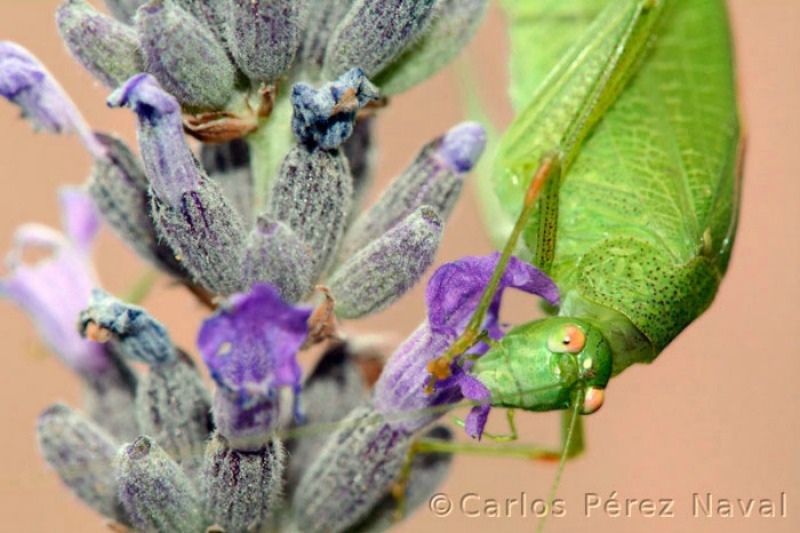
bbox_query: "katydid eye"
[547,324,586,354]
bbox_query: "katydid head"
[545,318,612,414]
[471,317,612,414]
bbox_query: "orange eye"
[547,324,586,354]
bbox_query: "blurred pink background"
[1,1,798,531]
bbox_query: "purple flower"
[199,283,311,449]
[0,41,105,158]
[0,188,111,375]
[199,283,311,402]
[373,253,560,438]
[107,73,194,207]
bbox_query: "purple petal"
[198,283,311,406]
[446,369,491,439]
[0,41,104,158]
[464,404,491,440]
[373,324,463,433]
[1,200,107,374]
[425,252,559,338]
[435,121,487,173]
[60,187,101,255]
[107,73,197,206]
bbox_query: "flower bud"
[287,342,368,490]
[88,133,187,277]
[57,0,145,88]
[354,426,454,531]
[135,353,212,478]
[79,289,177,366]
[293,406,412,533]
[242,215,313,303]
[37,403,129,525]
[203,433,285,532]
[173,0,228,43]
[200,139,254,223]
[116,436,207,533]
[376,0,489,95]
[109,74,247,295]
[270,143,352,280]
[136,0,236,110]
[226,0,303,83]
[103,0,147,24]
[329,206,443,319]
[299,0,355,77]
[343,122,485,256]
[82,359,140,442]
[323,0,437,79]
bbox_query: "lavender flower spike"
[199,283,311,450]
[0,41,104,158]
[291,68,380,150]
[0,188,109,375]
[109,73,247,295]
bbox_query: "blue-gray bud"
[79,289,177,366]
[291,68,379,150]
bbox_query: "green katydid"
[420,0,742,463]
